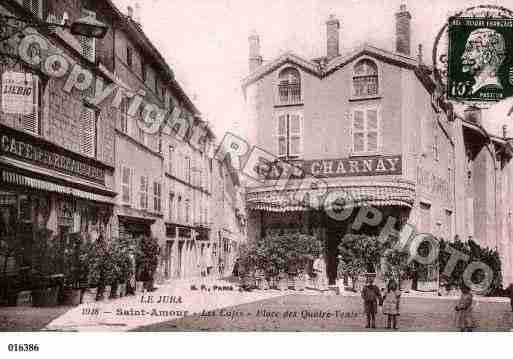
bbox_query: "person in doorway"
[361,276,382,329]
[382,280,401,330]
[455,284,475,332]
[313,254,328,291]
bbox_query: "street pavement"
[1,277,509,331]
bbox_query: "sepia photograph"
[1,1,513,350]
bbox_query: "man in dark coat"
[361,276,382,328]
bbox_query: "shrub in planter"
[110,239,133,298]
[135,236,160,292]
[61,233,87,306]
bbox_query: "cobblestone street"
[134,292,513,332]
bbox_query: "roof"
[102,0,200,116]
[242,44,418,89]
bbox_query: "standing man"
[313,254,328,291]
[361,275,382,329]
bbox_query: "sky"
[112,0,509,139]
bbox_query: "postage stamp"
[448,17,513,102]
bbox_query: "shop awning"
[1,170,114,204]
[246,180,415,212]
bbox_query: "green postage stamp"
[448,17,513,102]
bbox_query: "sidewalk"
[44,277,289,332]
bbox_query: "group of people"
[361,276,479,331]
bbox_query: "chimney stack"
[248,31,263,72]
[127,5,134,19]
[326,14,340,60]
[134,2,141,23]
[395,4,411,56]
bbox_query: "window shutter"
[80,108,96,157]
[79,11,96,62]
[22,75,39,135]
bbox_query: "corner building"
[243,6,463,287]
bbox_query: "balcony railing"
[278,83,301,105]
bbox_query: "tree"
[337,234,385,289]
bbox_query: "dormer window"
[278,67,301,105]
[353,59,379,97]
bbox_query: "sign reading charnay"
[448,17,513,102]
[262,155,401,180]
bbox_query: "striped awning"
[246,180,416,212]
[1,170,114,204]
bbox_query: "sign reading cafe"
[0,125,105,184]
[263,155,402,179]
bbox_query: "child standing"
[455,284,475,332]
[361,276,382,329]
[382,280,401,329]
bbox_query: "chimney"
[127,5,134,19]
[326,14,340,60]
[248,31,263,72]
[395,4,411,55]
[134,2,141,23]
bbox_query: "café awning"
[1,170,114,204]
[246,180,415,212]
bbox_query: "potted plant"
[135,236,160,292]
[81,240,101,304]
[31,229,60,307]
[110,240,132,298]
[61,233,85,306]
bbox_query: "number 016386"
[7,344,40,352]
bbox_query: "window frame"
[351,106,381,155]
[275,111,303,160]
[121,166,132,205]
[168,192,175,222]
[139,175,149,210]
[276,66,302,105]
[153,181,162,213]
[351,57,380,99]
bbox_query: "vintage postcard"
[1,0,513,344]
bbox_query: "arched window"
[278,67,301,104]
[353,59,379,97]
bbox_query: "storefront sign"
[0,125,105,184]
[1,72,34,115]
[263,155,402,179]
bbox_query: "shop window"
[353,59,379,97]
[80,106,97,158]
[153,181,162,213]
[121,166,132,205]
[352,108,379,153]
[276,112,302,159]
[277,67,301,104]
[139,176,149,210]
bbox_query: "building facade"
[242,5,513,288]
[0,0,117,283]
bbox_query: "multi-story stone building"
[0,0,117,280]
[242,5,513,288]
[0,0,247,293]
